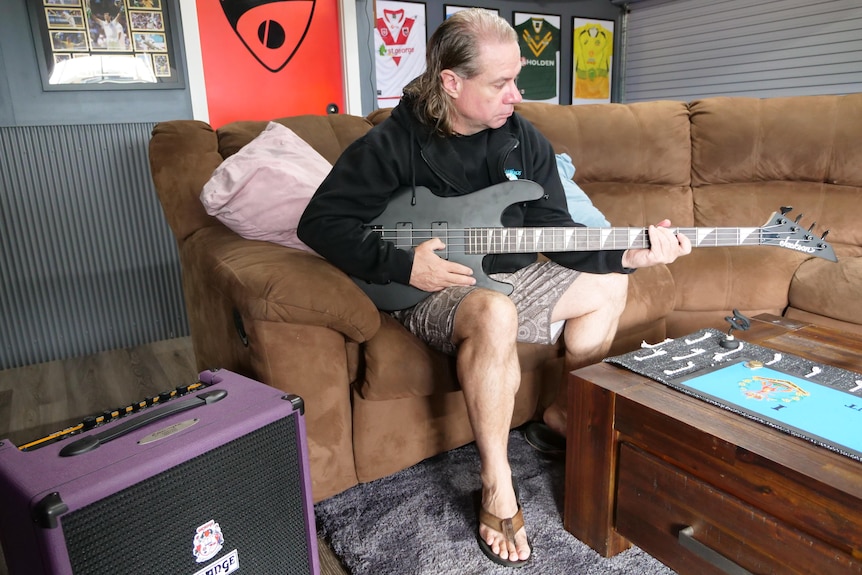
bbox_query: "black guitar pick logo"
[220,0,316,72]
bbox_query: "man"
[92,11,126,51]
[297,8,691,567]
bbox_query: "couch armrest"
[185,226,381,343]
[149,120,224,243]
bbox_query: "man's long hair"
[403,8,517,136]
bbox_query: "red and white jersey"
[374,1,426,108]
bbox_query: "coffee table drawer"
[615,443,862,575]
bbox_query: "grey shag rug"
[314,431,676,575]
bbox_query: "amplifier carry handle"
[58,389,227,457]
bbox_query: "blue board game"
[605,327,862,462]
[672,359,862,460]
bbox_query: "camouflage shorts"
[391,261,580,355]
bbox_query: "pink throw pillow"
[200,122,330,253]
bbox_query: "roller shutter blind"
[622,0,862,102]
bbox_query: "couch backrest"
[516,100,693,227]
[217,114,373,165]
[690,94,862,251]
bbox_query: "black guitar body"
[352,180,545,311]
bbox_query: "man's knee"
[604,273,629,308]
[454,289,518,338]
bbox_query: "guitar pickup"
[432,222,448,259]
[394,222,412,251]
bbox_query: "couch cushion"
[201,122,330,252]
[789,256,862,326]
[691,94,862,188]
[668,247,806,315]
[516,100,694,228]
[359,314,460,401]
[516,101,692,187]
[690,94,862,250]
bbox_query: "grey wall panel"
[0,123,188,370]
[0,33,12,127]
[623,0,862,102]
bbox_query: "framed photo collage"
[29,0,181,90]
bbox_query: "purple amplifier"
[0,369,319,575]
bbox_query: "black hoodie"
[297,95,628,287]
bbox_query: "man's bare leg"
[453,289,531,563]
[543,273,629,436]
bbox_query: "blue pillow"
[555,153,610,227]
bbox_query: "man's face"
[446,40,523,136]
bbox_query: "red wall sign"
[196,0,344,128]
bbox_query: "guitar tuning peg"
[808,222,817,232]
[794,214,804,223]
[780,206,793,215]
[821,230,830,240]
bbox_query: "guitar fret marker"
[697,228,716,246]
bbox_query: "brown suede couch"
[149,93,862,502]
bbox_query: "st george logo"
[219,0,316,72]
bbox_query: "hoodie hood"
[388,95,526,196]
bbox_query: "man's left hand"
[620,219,692,269]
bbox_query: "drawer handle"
[678,526,754,575]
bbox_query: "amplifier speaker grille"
[61,416,311,574]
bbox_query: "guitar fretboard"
[452,227,760,253]
[467,227,763,254]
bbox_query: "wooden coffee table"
[565,314,862,575]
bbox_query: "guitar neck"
[469,226,763,254]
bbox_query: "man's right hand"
[409,239,476,292]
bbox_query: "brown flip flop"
[474,482,532,567]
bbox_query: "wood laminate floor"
[0,337,349,575]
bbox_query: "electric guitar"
[353,180,836,311]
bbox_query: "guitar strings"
[368,226,806,251]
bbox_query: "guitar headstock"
[759,207,837,262]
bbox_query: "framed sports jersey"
[374,0,427,109]
[572,17,614,105]
[513,12,560,104]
